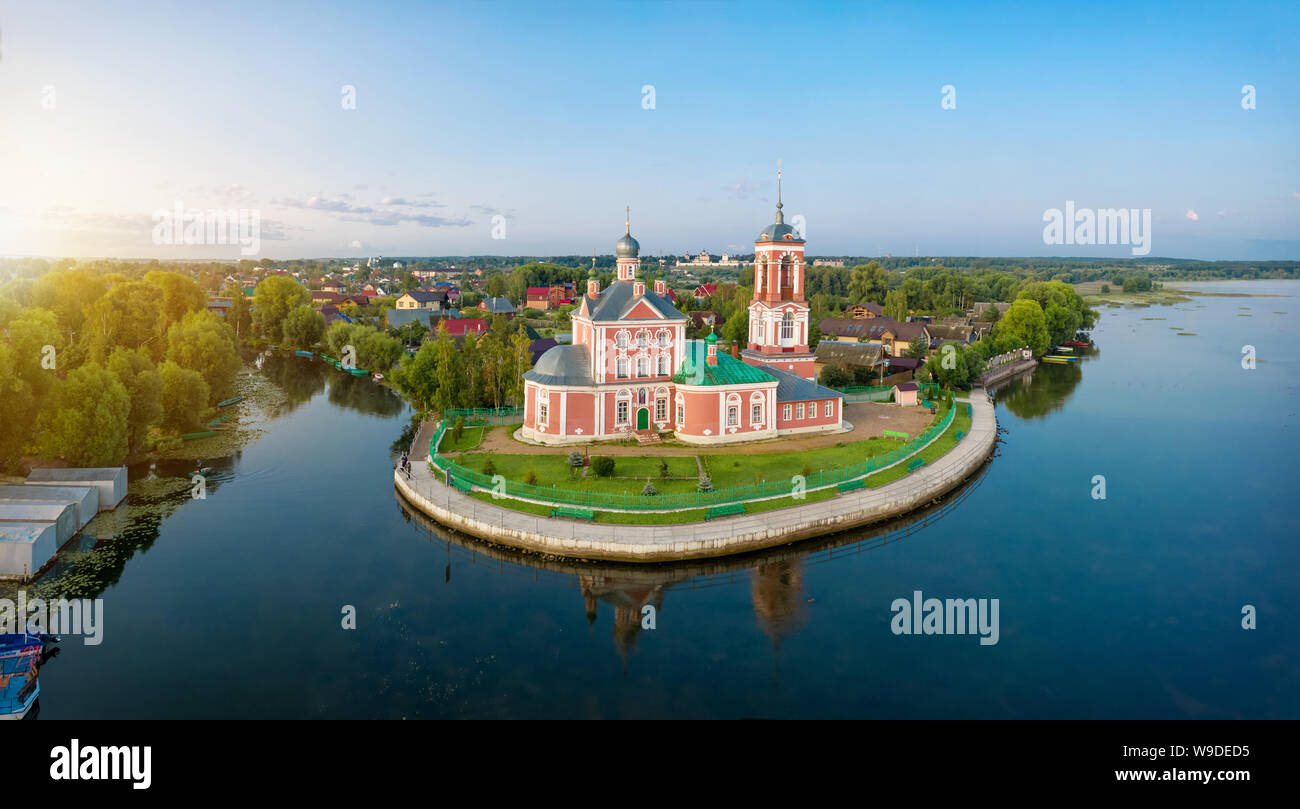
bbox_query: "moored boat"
[0,633,43,720]
[216,396,243,407]
[372,373,384,382]
[1064,340,1091,348]
[294,350,314,358]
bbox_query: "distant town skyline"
[1,1,1297,261]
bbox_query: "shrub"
[1100,284,1110,294]
[567,451,583,476]
[697,474,713,492]
[592,456,615,477]
[452,416,465,442]
[641,479,657,496]
[800,462,811,478]
[658,458,669,478]
[524,468,538,485]
[482,457,496,476]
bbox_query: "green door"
[637,407,649,430]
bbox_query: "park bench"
[551,506,595,521]
[955,430,965,441]
[447,474,474,493]
[705,503,745,520]
[837,478,866,493]
[883,430,908,440]
[906,457,926,472]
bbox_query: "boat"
[0,633,43,720]
[372,373,384,382]
[1041,355,1080,364]
[216,396,243,407]
[180,430,218,440]
[348,367,370,377]
[1064,340,1091,348]
[294,350,314,358]
[1052,345,1074,352]
[192,467,213,476]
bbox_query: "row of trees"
[0,267,242,469]
[392,317,533,414]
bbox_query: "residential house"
[692,283,718,302]
[893,382,920,407]
[395,289,449,311]
[844,302,884,319]
[478,296,516,318]
[817,317,928,356]
[813,341,885,379]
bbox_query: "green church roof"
[671,340,775,387]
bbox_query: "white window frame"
[825,401,833,417]
[797,403,805,420]
[636,356,649,377]
[657,354,669,375]
[538,402,548,426]
[727,406,739,427]
[655,398,667,421]
[616,357,628,379]
[783,404,792,421]
[676,394,685,425]
[616,401,629,425]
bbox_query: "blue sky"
[1,0,1296,260]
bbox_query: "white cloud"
[1184,209,1199,221]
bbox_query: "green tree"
[166,311,241,400]
[0,343,36,470]
[253,276,310,338]
[144,270,207,333]
[33,363,131,466]
[6,306,65,400]
[282,304,325,350]
[884,288,908,320]
[107,347,163,452]
[430,323,461,414]
[158,360,211,432]
[223,282,253,338]
[30,269,106,333]
[995,299,1051,356]
[80,280,165,362]
[905,337,929,359]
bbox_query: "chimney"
[730,339,739,358]
[633,279,645,297]
[654,278,666,295]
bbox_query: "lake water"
[16,280,1299,718]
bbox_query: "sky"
[0,0,1297,261]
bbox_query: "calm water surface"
[19,280,1300,718]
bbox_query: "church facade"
[520,197,844,446]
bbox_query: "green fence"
[429,401,959,511]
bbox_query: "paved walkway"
[395,394,997,562]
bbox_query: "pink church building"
[520,195,844,446]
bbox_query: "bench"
[955,430,965,441]
[705,503,745,520]
[906,457,926,472]
[551,506,594,521]
[837,478,866,493]
[447,474,474,493]
[883,430,908,440]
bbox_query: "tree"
[166,311,241,399]
[429,323,461,414]
[0,343,36,470]
[107,347,163,452]
[30,269,106,333]
[905,338,929,359]
[485,275,507,298]
[158,360,211,432]
[591,456,615,477]
[282,304,325,350]
[567,451,583,477]
[884,288,908,321]
[1100,284,1110,294]
[223,282,253,338]
[981,304,1002,323]
[995,299,1051,356]
[80,281,164,362]
[509,323,533,406]
[144,270,206,333]
[253,276,310,338]
[818,363,853,388]
[33,363,130,466]
[6,306,65,399]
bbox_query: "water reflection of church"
[579,558,807,664]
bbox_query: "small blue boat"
[0,633,44,720]
[294,350,314,358]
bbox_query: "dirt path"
[464,402,937,457]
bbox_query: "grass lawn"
[457,452,701,495]
[865,404,971,488]
[438,425,484,453]
[703,436,901,488]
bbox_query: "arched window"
[727,406,739,427]
[750,392,765,426]
[657,331,669,347]
[636,356,649,377]
[781,311,794,341]
[616,331,627,350]
[676,394,685,425]
[637,331,648,349]
[616,357,628,379]
[657,354,669,375]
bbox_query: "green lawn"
[456,452,701,495]
[703,436,901,487]
[438,425,484,453]
[865,405,971,488]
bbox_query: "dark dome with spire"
[616,205,640,258]
[616,232,640,258]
